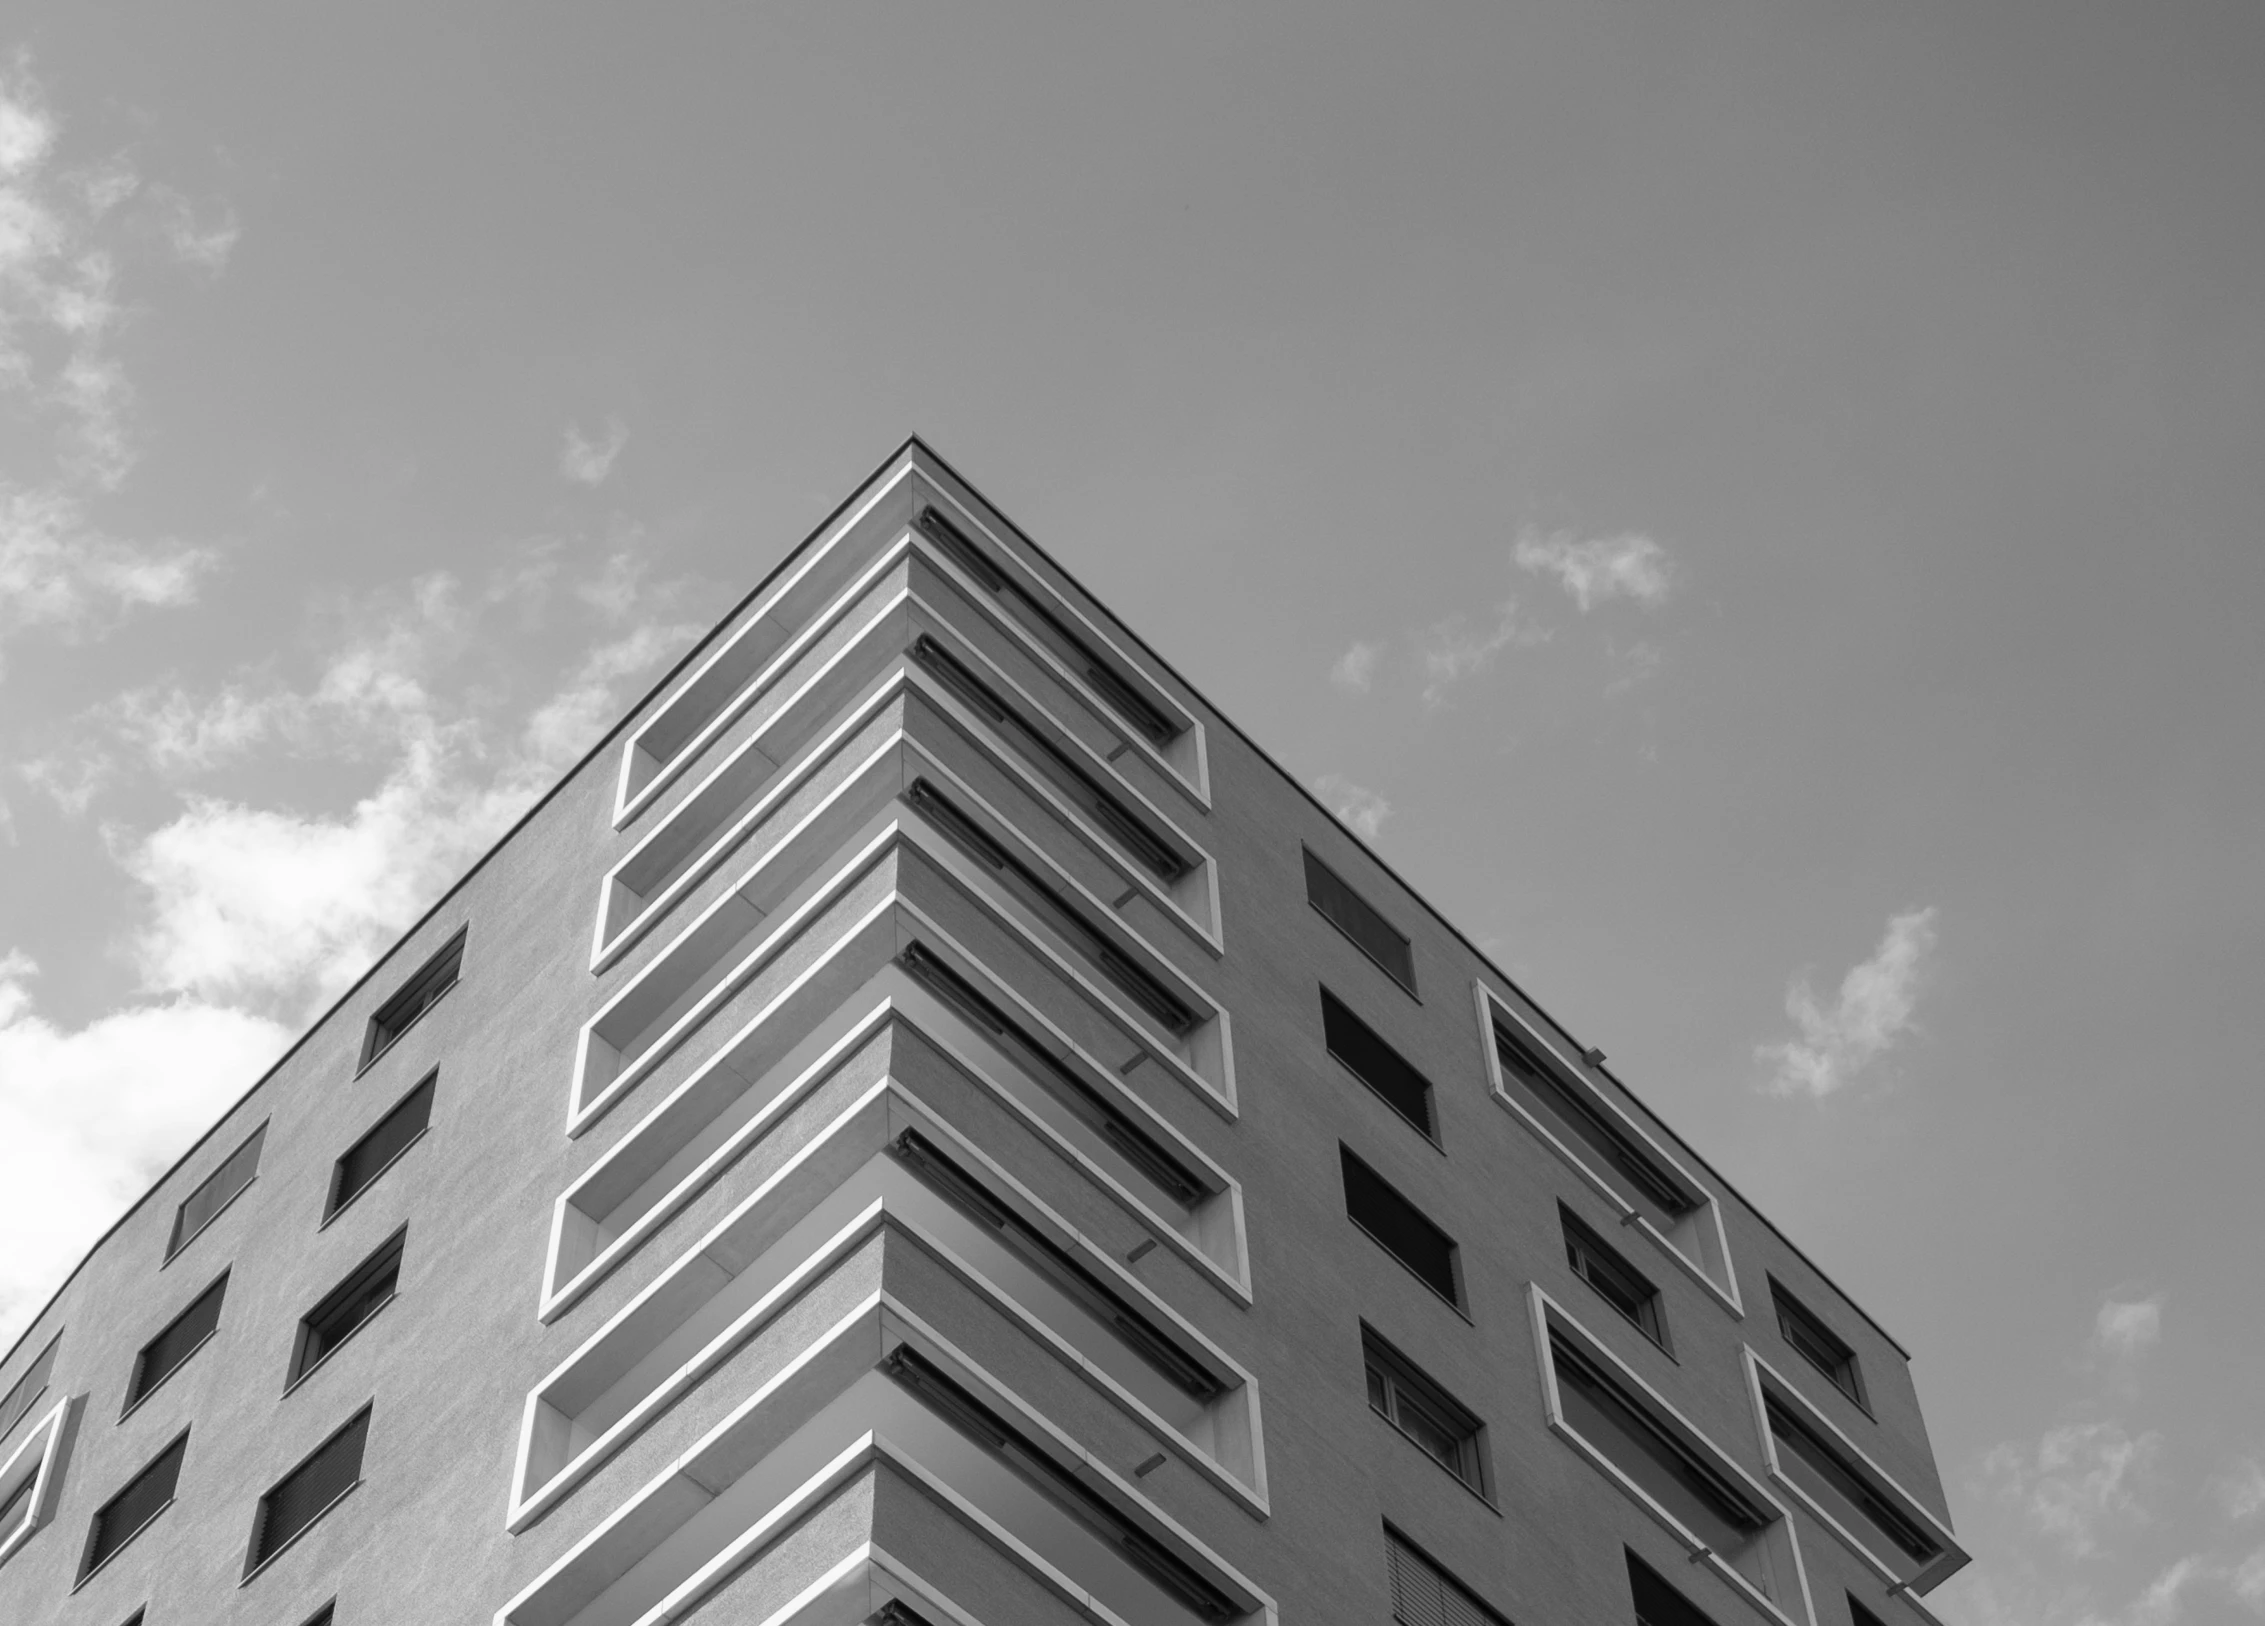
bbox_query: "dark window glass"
[1552,1334,1765,1557]
[302,1605,337,1626]
[1626,1551,1721,1626]
[1562,1208,1668,1350]
[0,1334,59,1440]
[0,1473,33,1537]
[1364,1330,1485,1492]
[362,931,464,1067]
[1321,988,1435,1137]
[1765,1395,1941,1566]
[81,1432,186,1579]
[248,1408,368,1573]
[1386,1525,1513,1626]
[127,1272,227,1407]
[1770,1279,1867,1408]
[291,1233,404,1385]
[871,1599,938,1626]
[329,1073,437,1217]
[1494,1022,1691,1222]
[169,1124,266,1259]
[1341,1148,1461,1306]
[1848,1598,1889,1626]
[1304,849,1416,992]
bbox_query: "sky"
[0,5,2261,1621]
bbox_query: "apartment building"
[0,439,1967,1626]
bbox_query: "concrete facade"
[0,440,1967,1626]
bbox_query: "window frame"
[0,1332,60,1443]
[1561,1206,1671,1356]
[243,1404,371,1582]
[122,1268,229,1419]
[1768,1276,1869,1413]
[1340,1146,1467,1314]
[324,1071,438,1225]
[1320,985,1439,1143]
[1304,847,1419,996]
[1362,1326,1491,1501]
[358,929,465,1073]
[76,1427,187,1587]
[0,1395,71,1568]
[166,1122,268,1264]
[286,1230,406,1394]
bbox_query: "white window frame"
[1475,982,1742,1313]
[0,1396,72,1567]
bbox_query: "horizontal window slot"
[81,1430,185,1581]
[329,1073,436,1219]
[362,930,463,1069]
[169,1122,265,1261]
[908,778,1196,1037]
[1341,1148,1462,1309]
[1496,1023,1690,1220]
[290,1232,404,1387]
[1321,988,1435,1139]
[1304,849,1416,994]
[248,1407,368,1576]
[127,1271,227,1410]
[911,635,1188,883]
[1764,1391,1942,1572]
[915,505,1183,749]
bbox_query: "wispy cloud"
[560,416,629,486]
[1757,906,1938,1098]
[2094,1297,2164,1361]
[1419,599,1546,707]
[1330,638,1384,693]
[1313,773,1392,839]
[1513,525,1674,611]
[1982,1419,2163,1560]
[0,58,229,673]
[2215,1462,2265,1524]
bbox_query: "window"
[126,1271,227,1410]
[1626,1551,1721,1626]
[1771,1278,1867,1409]
[0,1476,30,1543]
[361,930,464,1068]
[1493,1021,1691,1224]
[1550,1333,1772,1571]
[1765,1394,1943,1570]
[328,1073,437,1218]
[290,1232,404,1387]
[80,1431,186,1580]
[1364,1329,1487,1494]
[1305,849,1416,992]
[1321,988,1435,1138]
[1386,1525,1512,1626]
[1848,1598,1889,1626]
[247,1407,369,1575]
[0,1334,59,1440]
[168,1123,266,1260]
[302,1605,338,1626]
[1341,1148,1462,1308]
[914,504,1183,748]
[1562,1208,1667,1351]
[0,1394,67,1566]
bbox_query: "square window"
[1363,1328,1487,1495]
[1770,1278,1867,1409]
[1562,1208,1668,1352]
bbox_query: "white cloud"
[1419,599,1546,706]
[1314,773,1392,839]
[560,416,629,486]
[149,184,238,271]
[0,953,289,1341]
[1757,905,1938,1098]
[1513,525,1674,611]
[2095,1297,2164,1360]
[2233,1544,2265,1608]
[2073,1558,2212,1626]
[0,485,216,660]
[2217,1462,2265,1523]
[1983,1420,2163,1559]
[1330,638,1384,692]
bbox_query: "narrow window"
[1770,1279,1867,1409]
[880,1346,1239,1621]
[1562,1208,1668,1351]
[1625,1550,1721,1626]
[247,1407,369,1575]
[80,1431,186,1580]
[1364,1329,1487,1493]
[1321,988,1435,1138]
[1765,1394,1942,1569]
[126,1272,227,1410]
[1385,1524,1513,1626]
[290,1232,404,1387]
[328,1073,437,1218]
[0,1474,31,1541]
[1494,1020,1691,1223]
[302,1605,338,1626]
[1304,849,1416,992]
[362,930,464,1067]
[1341,1148,1462,1308]
[0,1334,59,1439]
[1848,1599,1889,1626]
[1551,1333,1768,1562]
[168,1123,266,1259]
